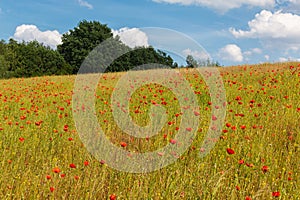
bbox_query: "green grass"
[0,62,299,199]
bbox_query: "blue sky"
[1,0,300,66]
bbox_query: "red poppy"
[46,175,51,180]
[212,115,217,121]
[240,125,246,130]
[120,142,127,147]
[261,165,268,173]
[50,187,55,192]
[194,111,200,116]
[186,127,192,132]
[226,148,235,155]
[245,196,252,200]
[52,167,60,173]
[100,160,105,165]
[169,139,177,144]
[109,194,117,200]
[69,163,76,168]
[238,159,245,164]
[272,191,280,197]
[84,160,89,166]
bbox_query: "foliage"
[0,20,178,78]
[57,20,113,74]
[186,54,221,67]
[0,39,72,78]
[58,20,177,73]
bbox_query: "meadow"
[0,62,299,199]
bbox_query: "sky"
[1,0,300,66]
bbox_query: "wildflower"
[272,191,280,197]
[261,165,268,173]
[69,163,76,168]
[52,167,61,173]
[226,148,235,155]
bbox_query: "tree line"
[0,20,219,79]
[0,20,179,79]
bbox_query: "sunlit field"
[0,62,299,199]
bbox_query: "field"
[0,63,299,199]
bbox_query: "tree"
[186,55,222,68]
[57,20,113,73]
[186,55,197,68]
[0,39,72,78]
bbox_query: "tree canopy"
[0,19,181,79]
[57,20,113,74]
[58,20,178,73]
[0,39,71,78]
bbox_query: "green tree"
[186,55,197,68]
[0,39,72,78]
[57,20,113,73]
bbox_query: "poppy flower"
[261,165,268,173]
[186,127,192,132]
[226,148,235,155]
[238,159,244,164]
[240,125,246,130]
[52,167,60,173]
[120,142,127,147]
[84,160,89,166]
[50,187,55,192]
[109,194,117,200]
[226,123,231,127]
[100,160,105,165]
[69,163,76,168]
[169,139,177,144]
[272,191,280,197]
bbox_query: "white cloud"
[13,24,62,49]
[279,57,288,62]
[218,44,243,62]
[112,27,149,48]
[182,48,210,60]
[78,0,93,9]
[230,10,300,50]
[265,55,270,60]
[279,56,300,62]
[243,48,262,56]
[152,0,274,12]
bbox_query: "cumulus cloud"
[218,44,243,62]
[152,0,274,12]
[112,27,149,48]
[13,24,62,49]
[78,0,93,9]
[244,48,262,56]
[230,10,300,50]
[182,48,210,61]
[279,56,300,62]
[265,55,270,60]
